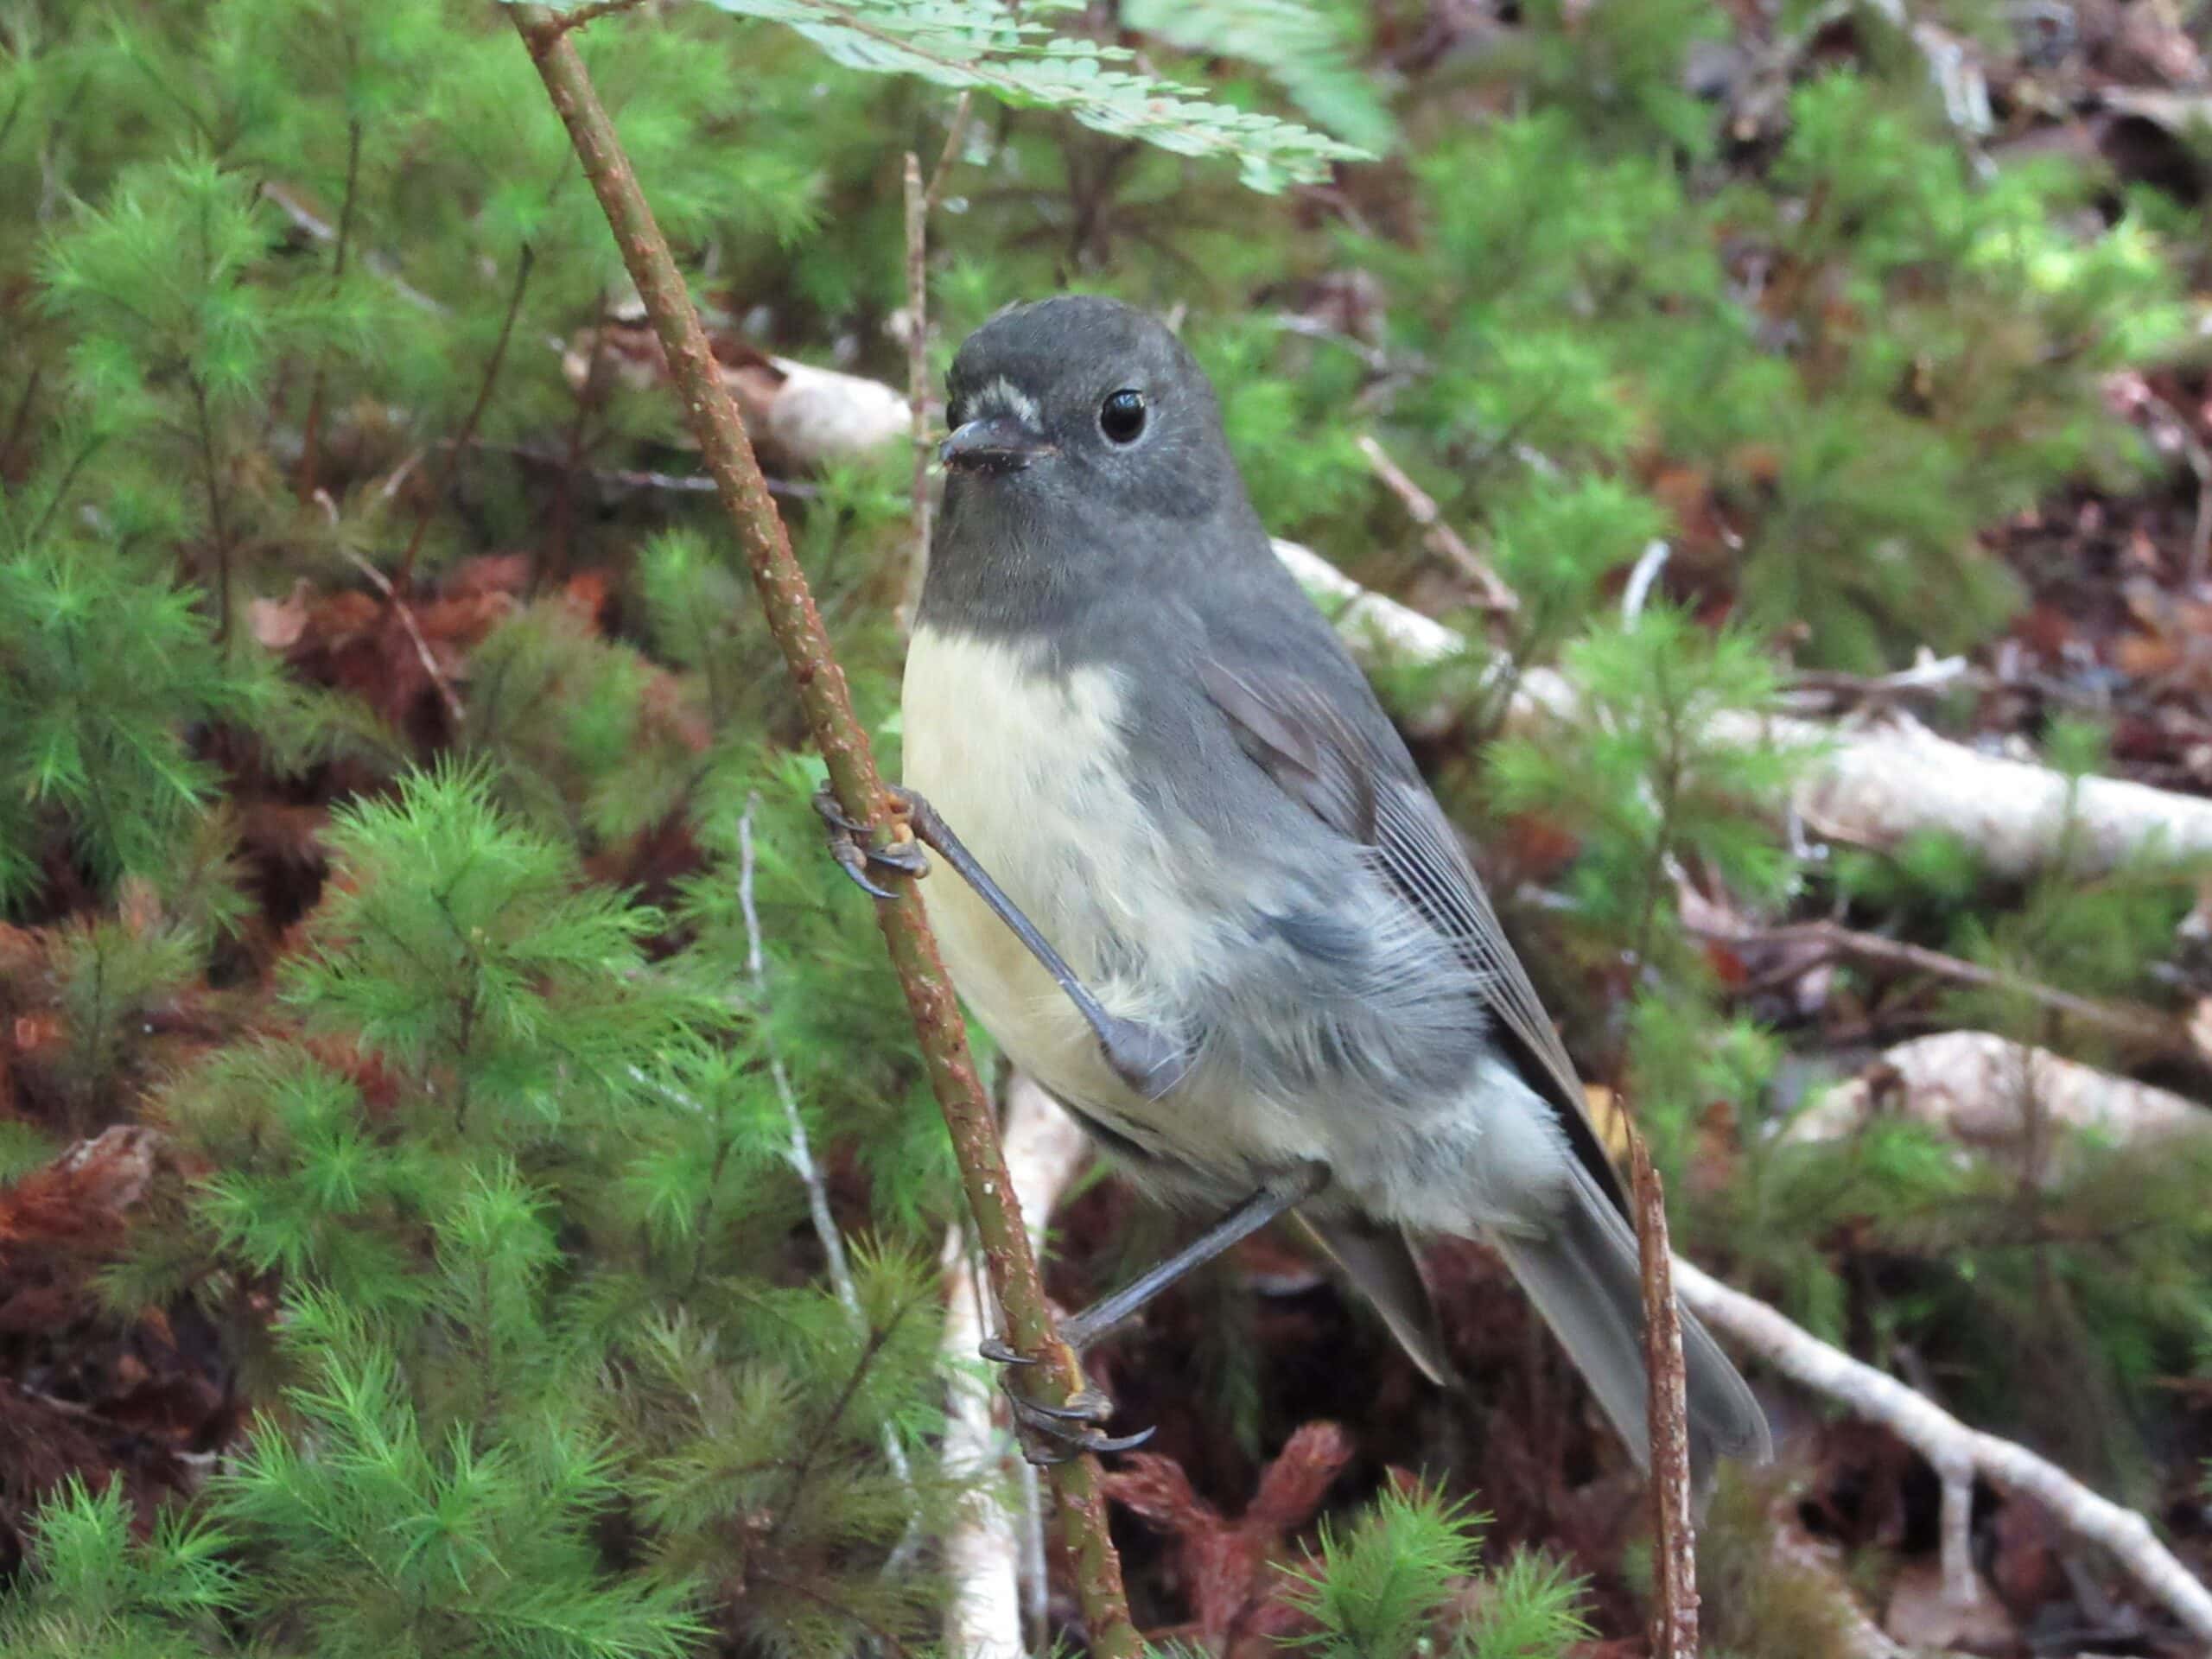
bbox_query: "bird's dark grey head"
[919,296,1266,644]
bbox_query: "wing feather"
[1199,658,1628,1215]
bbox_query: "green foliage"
[7,0,2211,1643]
[1489,607,1804,978]
[0,1478,238,1659]
[656,0,1369,191]
[1286,1485,1591,1659]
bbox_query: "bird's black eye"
[1098,389,1147,444]
[945,396,969,430]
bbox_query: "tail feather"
[1299,1213,1459,1387]
[1486,1162,1771,1482]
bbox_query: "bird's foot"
[811,783,928,899]
[979,1336,1154,1465]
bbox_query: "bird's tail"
[1486,1160,1771,1482]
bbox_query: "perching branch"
[1629,1134,1698,1659]
[507,13,1142,1656]
[1673,1259,2212,1643]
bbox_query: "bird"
[826,293,1770,1479]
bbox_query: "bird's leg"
[984,1166,1329,1464]
[816,782,1189,1100]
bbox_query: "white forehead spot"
[972,376,1041,427]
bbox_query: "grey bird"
[829,294,1770,1478]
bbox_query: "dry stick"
[1355,434,1518,613]
[296,118,362,501]
[899,93,973,629]
[1693,917,2197,1064]
[1674,1259,2212,1643]
[394,242,536,593]
[1629,1135,1699,1659]
[508,16,1142,1656]
[901,151,931,626]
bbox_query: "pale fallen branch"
[1674,1259,2212,1643]
[1783,1029,2209,1175]
[1270,538,2212,880]
[940,1073,1092,1659]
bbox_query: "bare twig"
[1630,1134,1698,1658]
[902,151,932,630]
[1694,917,2199,1063]
[898,96,976,632]
[511,16,1141,1655]
[923,91,975,213]
[396,242,534,592]
[332,542,466,729]
[297,118,362,501]
[260,181,447,317]
[1674,1259,2212,1643]
[1355,434,1518,613]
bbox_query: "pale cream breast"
[900,626,1141,1108]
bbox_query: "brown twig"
[508,14,1141,1656]
[903,151,931,628]
[297,117,362,501]
[394,242,536,593]
[924,91,976,213]
[1357,433,1517,613]
[898,95,975,632]
[1629,1133,1698,1659]
[1694,916,2196,1062]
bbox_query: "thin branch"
[902,151,931,630]
[395,242,536,591]
[259,181,447,316]
[1,365,43,480]
[923,91,976,212]
[1630,1134,1698,1659]
[510,16,1141,1656]
[189,378,235,640]
[297,117,362,500]
[1675,1258,2212,1643]
[1693,916,2197,1062]
[331,536,466,729]
[1355,434,1518,613]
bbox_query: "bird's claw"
[980,1338,1152,1463]
[1007,1393,1156,1465]
[811,784,928,899]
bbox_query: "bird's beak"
[940,415,1054,474]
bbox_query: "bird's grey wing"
[1196,657,1629,1217]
